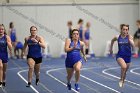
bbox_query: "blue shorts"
[116,54,131,63]
[0,54,8,63]
[85,37,89,40]
[11,37,16,42]
[0,58,8,63]
[65,59,82,68]
[16,42,23,49]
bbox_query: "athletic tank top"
[79,26,83,40]
[0,35,8,58]
[67,40,81,59]
[117,35,131,56]
[10,28,16,42]
[85,29,90,40]
[27,36,42,58]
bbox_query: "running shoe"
[75,83,80,91]
[119,80,124,88]
[36,79,40,85]
[2,82,6,87]
[0,82,2,88]
[67,83,71,90]
[26,82,31,87]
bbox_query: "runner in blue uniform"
[110,24,135,87]
[65,29,87,91]
[0,24,12,87]
[22,26,46,87]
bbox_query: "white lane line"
[17,66,54,93]
[84,69,116,81]
[56,67,102,93]
[80,75,120,93]
[8,65,57,71]
[7,67,28,70]
[1,87,7,93]
[46,67,121,93]
[17,70,39,93]
[46,68,79,93]
[130,67,140,76]
[102,67,140,87]
[88,66,140,90]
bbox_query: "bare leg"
[26,58,35,87]
[117,58,129,87]
[2,63,7,82]
[74,62,82,83]
[0,60,3,86]
[66,67,74,90]
[117,58,127,81]
[73,61,82,91]
[66,68,74,83]
[34,63,41,85]
[2,63,7,86]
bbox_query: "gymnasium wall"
[139,0,140,18]
[3,0,139,4]
[0,3,139,57]
[0,7,2,23]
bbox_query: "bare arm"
[8,29,11,36]
[80,41,85,56]
[22,37,28,56]
[128,35,135,51]
[30,36,46,49]
[80,41,87,62]
[64,38,75,52]
[110,36,118,54]
[6,35,12,54]
[38,36,46,49]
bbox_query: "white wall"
[139,0,140,18]
[0,6,2,23]
[7,0,138,4]
[0,0,6,3]
[0,4,139,57]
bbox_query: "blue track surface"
[0,57,140,93]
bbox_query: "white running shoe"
[119,80,124,88]
[0,83,2,88]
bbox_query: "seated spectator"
[15,41,24,59]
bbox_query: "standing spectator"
[133,20,140,58]
[77,19,84,41]
[67,21,73,39]
[83,22,90,55]
[8,22,17,58]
